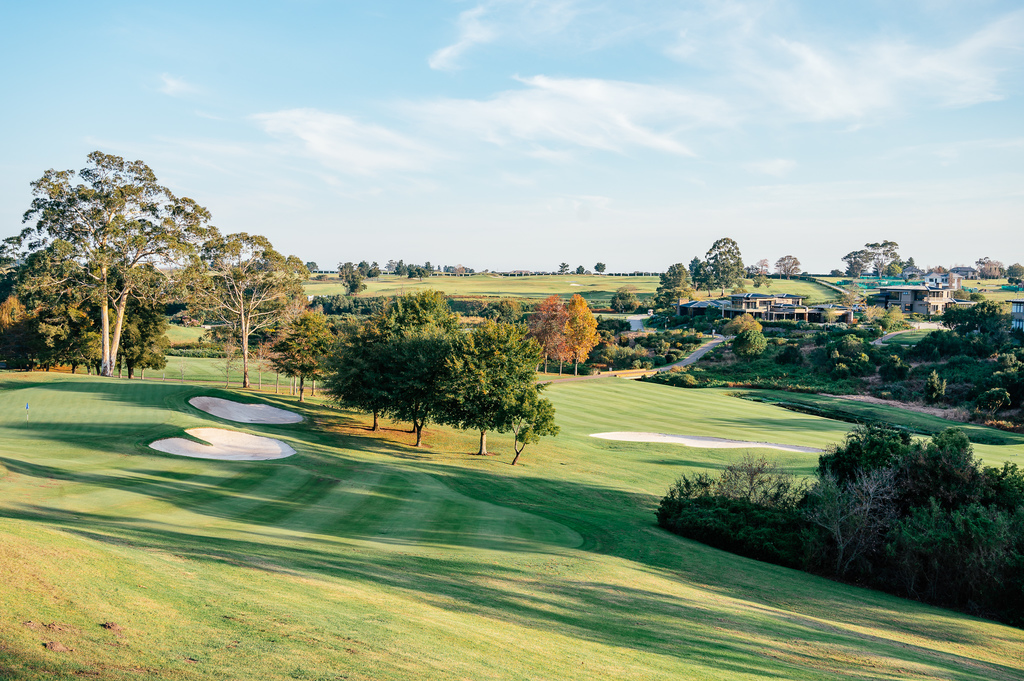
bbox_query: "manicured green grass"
[881,329,935,346]
[1,373,1022,680]
[303,274,839,306]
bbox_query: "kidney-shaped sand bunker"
[189,396,303,424]
[151,427,295,461]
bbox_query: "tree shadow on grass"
[1,382,1021,679]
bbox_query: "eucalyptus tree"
[14,152,211,376]
[192,232,308,388]
[706,238,744,296]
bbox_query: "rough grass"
[882,329,935,346]
[0,373,1022,680]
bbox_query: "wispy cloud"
[735,10,1024,121]
[429,5,497,70]
[251,109,436,175]
[415,75,733,157]
[429,0,582,70]
[159,74,198,97]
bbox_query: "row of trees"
[526,295,599,375]
[325,291,558,458]
[1,153,311,386]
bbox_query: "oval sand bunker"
[190,396,303,424]
[590,432,822,454]
[151,428,295,461]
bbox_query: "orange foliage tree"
[563,294,598,376]
[529,295,569,374]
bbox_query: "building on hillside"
[876,285,974,316]
[901,265,925,279]
[676,293,854,324]
[1011,299,1024,331]
[923,270,962,290]
[949,266,979,280]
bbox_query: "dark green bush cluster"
[658,426,1024,626]
[313,294,390,316]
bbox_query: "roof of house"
[678,300,727,309]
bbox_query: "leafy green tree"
[558,263,569,274]
[15,151,210,376]
[732,328,767,358]
[1006,263,1024,284]
[338,261,367,294]
[925,370,946,404]
[689,258,714,296]
[324,320,393,430]
[272,311,335,402]
[654,263,691,309]
[706,238,744,296]
[942,300,1009,337]
[977,388,1011,416]
[842,250,871,278]
[305,261,318,272]
[510,389,559,465]
[610,286,639,313]
[441,320,543,455]
[864,241,900,277]
[482,299,522,323]
[594,262,606,273]
[564,294,598,375]
[722,313,761,336]
[192,232,308,388]
[752,274,769,288]
[574,265,585,275]
[117,296,169,379]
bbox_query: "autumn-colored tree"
[529,295,568,373]
[563,294,598,376]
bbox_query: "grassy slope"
[302,274,838,305]
[0,374,1022,680]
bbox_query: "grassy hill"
[303,274,838,306]
[1,373,1021,680]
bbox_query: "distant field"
[304,274,838,305]
[2,373,1022,679]
[164,324,206,345]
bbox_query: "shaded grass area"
[882,329,935,346]
[0,373,1022,679]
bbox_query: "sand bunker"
[590,432,822,454]
[150,428,295,461]
[189,396,302,424]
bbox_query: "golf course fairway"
[1,372,1022,680]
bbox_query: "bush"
[733,329,767,358]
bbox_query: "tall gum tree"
[15,152,210,376]
[191,232,308,388]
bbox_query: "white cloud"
[429,5,496,70]
[415,75,733,157]
[738,10,1024,121]
[429,0,582,70]
[743,159,796,177]
[159,74,198,97]
[251,109,435,175]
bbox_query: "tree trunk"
[544,356,549,373]
[240,318,250,388]
[276,372,279,394]
[99,268,113,376]
[574,361,578,376]
[414,421,423,447]
[108,292,130,378]
[258,370,262,390]
[559,359,563,375]
[311,379,315,397]
[372,410,379,431]
[512,444,524,466]
[477,430,487,455]
[298,375,305,402]
[71,363,77,375]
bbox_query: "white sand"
[150,428,296,461]
[590,432,822,453]
[190,396,303,424]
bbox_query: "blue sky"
[2,1,1022,272]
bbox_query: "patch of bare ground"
[837,394,968,421]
